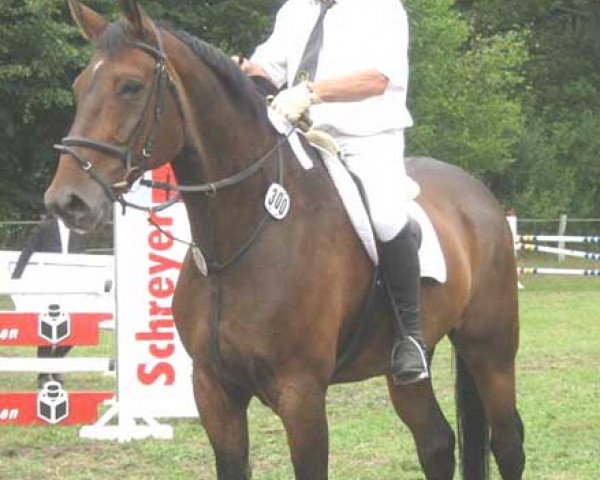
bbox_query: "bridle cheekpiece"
[54,26,172,208]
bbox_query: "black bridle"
[54,26,293,214]
[53,25,303,378]
[53,23,295,274]
[54,29,172,209]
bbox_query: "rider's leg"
[340,130,429,385]
[379,223,429,385]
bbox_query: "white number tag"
[264,183,290,220]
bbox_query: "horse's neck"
[171,146,279,263]
[165,38,345,266]
[164,39,281,258]
[167,41,273,180]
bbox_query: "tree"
[6,0,592,219]
[0,0,85,218]
[404,0,527,185]
[0,0,277,220]
[456,0,600,216]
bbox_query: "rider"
[238,0,428,385]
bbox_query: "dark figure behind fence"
[11,216,87,389]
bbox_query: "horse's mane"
[95,20,270,121]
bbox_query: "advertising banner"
[114,165,197,420]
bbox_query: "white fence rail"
[508,214,599,276]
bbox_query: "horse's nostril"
[45,188,92,225]
[65,193,89,213]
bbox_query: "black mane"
[95,20,270,120]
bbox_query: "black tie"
[293,0,335,85]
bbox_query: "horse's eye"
[119,80,144,97]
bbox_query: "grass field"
[0,269,598,479]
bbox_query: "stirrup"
[390,336,429,386]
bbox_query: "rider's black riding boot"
[379,223,429,385]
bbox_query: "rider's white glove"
[270,82,321,123]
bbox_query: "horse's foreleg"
[276,377,329,480]
[193,366,252,480]
[387,378,456,479]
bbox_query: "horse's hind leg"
[193,365,252,480]
[387,378,456,479]
[456,345,525,480]
[454,304,525,479]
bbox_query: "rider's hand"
[232,55,250,72]
[232,56,268,78]
[270,82,322,124]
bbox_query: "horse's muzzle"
[44,184,109,233]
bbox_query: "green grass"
[0,273,599,479]
[0,296,14,310]
[515,274,600,480]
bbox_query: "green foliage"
[406,0,527,180]
[0,0,83,218]
[131,0,277,55]
[458,0,600,216]
[1,0,597,219]
[0,0,277,220]
[511,113,600,217]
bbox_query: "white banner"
[114,165,197,419]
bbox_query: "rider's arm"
[306,69,390,103]
[305,0,408,103]
[244,4,293,88]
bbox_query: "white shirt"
[251,0,413,136]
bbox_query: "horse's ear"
[118,0,155,40]
[68,0,108,41]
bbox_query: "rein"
[54,26,294,214]
[149,147,285,275]
[54,25,294,271]
[140,132,291,195]
[55,25,295,378]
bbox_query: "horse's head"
[45,0,185,231]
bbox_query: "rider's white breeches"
[336,130,409,242]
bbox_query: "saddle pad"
[318,149,447,283]
[268,110,447,282]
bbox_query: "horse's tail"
[455,351,490,480]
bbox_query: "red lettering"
[137,362,175,385]
[149,343,176,359]
[151,165,176,203]
[149,228,174,251]
[139,201,179,390]
[149,300,172,317]
[135,320,175,342]
[149,252,182,275]
[148,276,175,298]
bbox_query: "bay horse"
[44,1,524,478]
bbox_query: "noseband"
[53,26,294,215]
[54,28,172,206]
